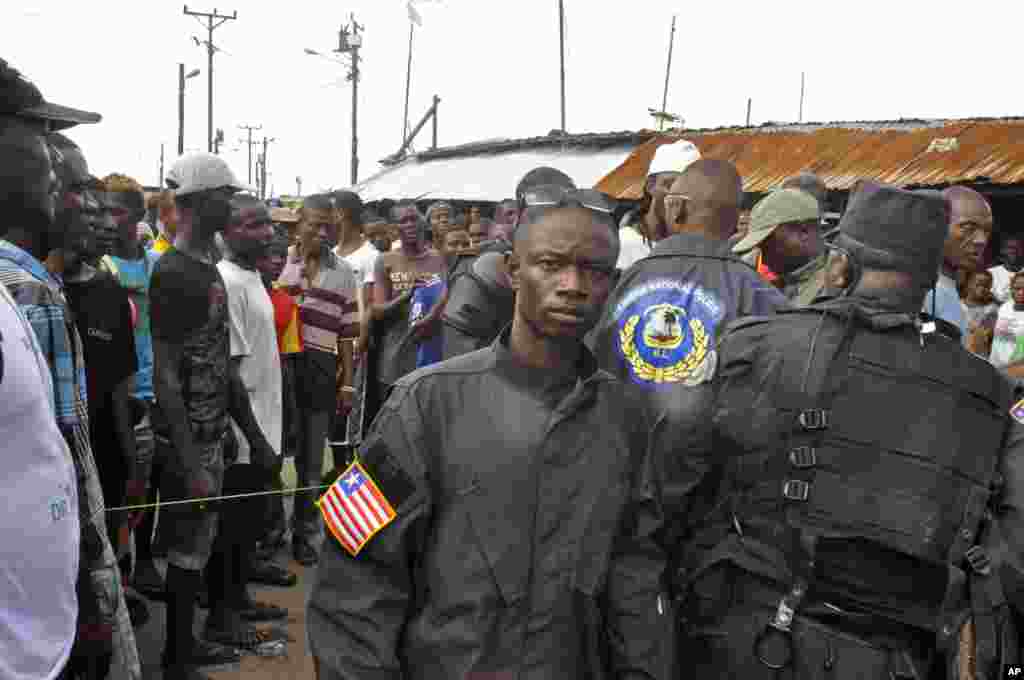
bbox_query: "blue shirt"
[923,272,966,338]
[411,275,445,369]
[100,251,161,401]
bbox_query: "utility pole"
[746,98,752,126]
[346,15,363,185]
[184,5,237,153]
[659,16,677,133]
[558,0,566,132]
[402,21,414,147]
[799,72,805,123]
[159,143,165,187]
[238,123,261,185]
[259,137,276,200]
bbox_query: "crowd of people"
[5,57,1024,680]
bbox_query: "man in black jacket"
[308,185,674,679]
[673,182,1022,678]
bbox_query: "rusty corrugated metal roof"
[595,118,1024,199]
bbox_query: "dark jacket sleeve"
[992,417,1024,614]
[306,381,432,680]
[605,411,675,680]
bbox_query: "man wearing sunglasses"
[309,181,673,679]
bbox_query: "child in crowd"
[961,270,999,356]
[989,271,1024,368]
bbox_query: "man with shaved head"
[593,159,787,530]
[594,159,786,409]
[923,185,993,337]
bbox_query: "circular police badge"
[614,278,722,388]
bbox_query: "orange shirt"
[270,284,303,354]
[756,251,782,288]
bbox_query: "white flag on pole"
[407,1,422,26]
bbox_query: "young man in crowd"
[308,182,673,679]
[468,218,489,252]
[330,191,373,432]
[365,217,393,254]
[278,194,361,566]
[257,226,302,557]
[370,201,447,403]
[0,106,84,680]
[491,198,518,243]
[202,194,288,650]
[150,153,276,679]
[442,221,471,257]
[150,189,178,255]
[58,175,148,632]
[989,234,1024,304]
[95,173,165,600]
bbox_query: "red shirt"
[269,285,303,354]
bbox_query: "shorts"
[157,438,225,571]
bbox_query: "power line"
[238,123,262,185]
[184,5,238,153]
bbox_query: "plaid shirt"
[0,240,141,679]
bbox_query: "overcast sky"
[6,0,1022,195]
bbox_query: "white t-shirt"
[217,260,283,461]
[989,264,1020,305]
[616,226,650,271]
[0,283,79,680]
[336,240,379,286]
[989,301,1024,368]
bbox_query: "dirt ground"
[133,457,324,680]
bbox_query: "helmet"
[166,152,250,196]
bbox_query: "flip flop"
[240,600,288,622]
[203,619,265,651]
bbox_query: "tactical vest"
[689,307,1011,640]
[442,252,515,342]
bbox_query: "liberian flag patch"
[1012,399,1024,425]
[317,460,397,556]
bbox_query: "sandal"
[203,617,264,651]
[240,600,288,622]
[248,561,298,588]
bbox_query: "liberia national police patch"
[614,277,723,389]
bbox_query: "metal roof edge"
[382,117,1024,167]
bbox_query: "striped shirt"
[278,247,359,354]
[0,239,141,679]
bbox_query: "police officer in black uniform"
[672,182,1021,679]
[307,182,673,679]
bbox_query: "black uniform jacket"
[307,331,674,680]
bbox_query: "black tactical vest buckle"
[965,545,991,576]
[789,447,817,468]
[797,409,830,431]
[782,479,810,502]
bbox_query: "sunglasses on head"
[519,184,616,216]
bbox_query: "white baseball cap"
[166,152,251,196]
[648,140,701,176]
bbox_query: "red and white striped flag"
[317,460,397,556]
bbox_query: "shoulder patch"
[1011,399,1024,425]
[613,277,722,389]
[317,457,412,557]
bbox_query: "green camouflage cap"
[732,188,820,254]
